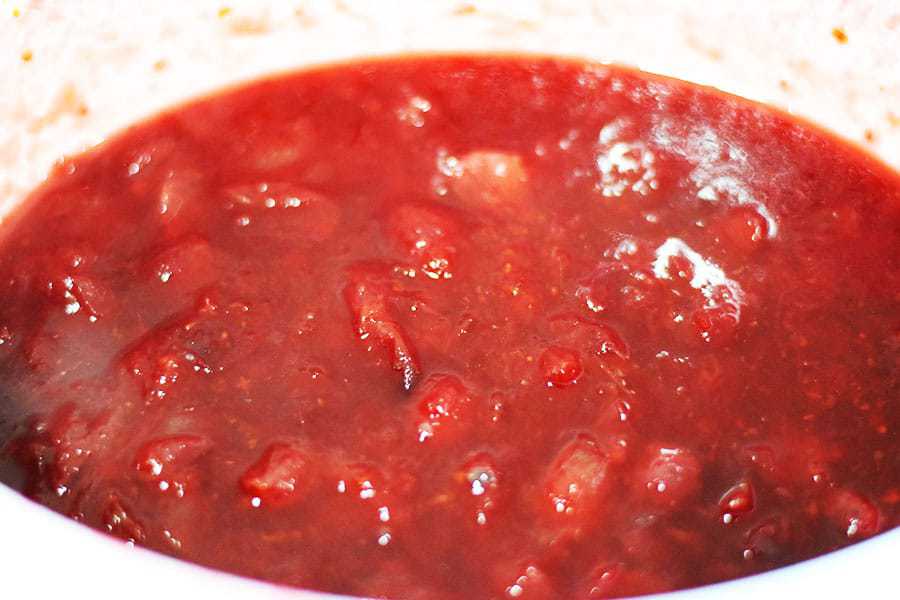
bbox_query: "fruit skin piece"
[344,272,421,392]
[539,346,584,387]
[825,489,881,539]
[415,374,474,443]
[716,205,770,254]
[638,446,702,510]
[743,515,793,561]
[543,435,611,528]
[239,443,311,507]
[102,494,146,544]
[10,401,113,495]
[448,151,529,210]
[691,290,741,345]
[134,434,210,497]
[224,182,340,243]
[718,480,755,522]
[385,202,459,279]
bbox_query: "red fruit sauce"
[0,56,897,599]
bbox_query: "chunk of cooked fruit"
[40,270,114,322]
[738,435,837,487]
[494,562,557,599]
[415,374,474,442]
[240,443,311,507]
[718,481,755,522]
[102,494,146,543]
[544,435,610,525]
[154,168,207,236]
[547,313,631,362]
[11,402,113,493]
[386,203,459,262]
[744,515,792,560]
[124,344,212,405]
[225,182,341,243]
[447,150,528,209]
[825,489,881,539]
[145,235,217,289]
[575,258,664,318]
[692,293,741,345]
[135,434,208,477]
[638,447,701,509]
[716,205,770,252]
[344,272,421,391]
[539,346,583,387]
[135,434,210,496]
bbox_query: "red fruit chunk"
[639,447,701,509]
[618,515,670,564]
[495,562,557,599]
[692,290,741,345]
[719,481,755,523]
[42,272,114,322]
[544,435,610,524]
[582,563,625,599]
[665,253,695,284]
[102,495,146,543]
[45,406,98,488]
[415,374,473,442]
[539,346,583,387]
[135,434,210,496]
[738,435,837,487]
[135,434,208,477]
[226,182,340,243]
[240,443,310,507]
[447,150,529,209]
[386,203,459,279]
[739,444,777,474]
[574,261,631,315]
[156,168,207,237]
[146,235,216,288]
[718,205,770,252]
[547,314,631,361]
[825,489,881,539]
[744,515,792,560]
[12,402,112,493]
[387,204,454,254]
[247,117,317,171]
[124,345,212,405]
[344,274,421,391]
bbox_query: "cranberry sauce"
[0,57,897,599]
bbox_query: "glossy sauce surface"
[0,57,898,599]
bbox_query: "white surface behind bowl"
[0,1,898,598]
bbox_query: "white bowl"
[1,1,897,598]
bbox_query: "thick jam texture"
[0,57,897,599]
